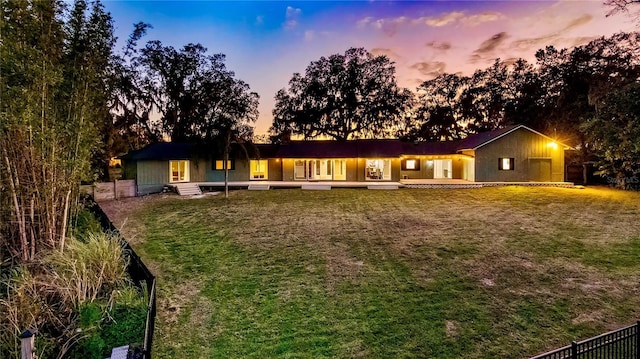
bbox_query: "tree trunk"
[224,131,231,199]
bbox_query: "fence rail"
[84,196,156,359]
[530,322,639,359]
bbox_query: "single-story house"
[121,125,571,195]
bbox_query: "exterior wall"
[348,158,360,181]
[461,157,475,181]
[390,158,401,181]
[189,160,206,182]
[474,128,564,182]
[205,159,250,182]
[400,158,431,179]
[268,159,283,181]
[460,151,476,182]
[452,158,463,179]
[282,159,295,181]
[136,160,168,195]
[123,161,137,181]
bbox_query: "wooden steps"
[174,183,202,196]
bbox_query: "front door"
[433,160,452,179]
[308,160,333,180]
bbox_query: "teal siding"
[136,161,167,195]
[205,159,250,181]
[138,161,168,186]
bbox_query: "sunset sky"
[103,1,638,134]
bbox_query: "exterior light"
[547,142,558,150]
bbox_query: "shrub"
[48,232,129,308]
[0,267,59,359]
[1,231,136,357]
[68,287,147,358]
[72,207,104,241]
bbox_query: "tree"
[271,47,411,141]
[582,83,640,189]
[406,73,469,141]
[459,60,509,133]
[605,0,640,21]
[0,0,115,260]
[501,58,547,129]
[125,40,260,197]
[197,70,259,198]
[110,22,157,152]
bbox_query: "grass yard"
[101,186,640,358]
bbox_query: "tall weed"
[48,232,129,309]
[1,231,133,357]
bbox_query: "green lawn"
[102,186,640,358]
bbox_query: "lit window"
[499,158,514,171]
[366,159,391,180]
[502,158,510,170]
[250,160,268,179]
[403,159,420,171]
[214,160,234,170]
[169,160,189,182]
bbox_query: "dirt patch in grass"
[98,194,174,245]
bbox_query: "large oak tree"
[271,47,412,141]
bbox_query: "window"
[169,160,189,183]
[250,160,268,179]
[294,160,306,180]
[402,159,420,171]
[213,160,234,170]
[499,157,515,171]
[365,159,391,180]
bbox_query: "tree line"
[271,33,640,188]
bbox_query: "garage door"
[529,159,551,182]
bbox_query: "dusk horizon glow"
[103,0,638,135]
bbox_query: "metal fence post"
[571,341,578,359]
[20,330,34,359]
[636,321,639,359]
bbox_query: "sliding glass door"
[293,159,347,180]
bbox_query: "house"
[121,125,571,195]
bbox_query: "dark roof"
[120,142,279,161]
[121,126,554,160]
[120,142,193,161]
[457,125,520,150]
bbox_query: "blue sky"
[103,1,638,135]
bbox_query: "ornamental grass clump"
[48,232,129,309]
[0,231,135,358]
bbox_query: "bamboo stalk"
[4,154,29,261]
